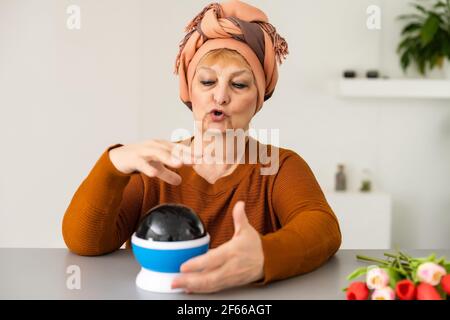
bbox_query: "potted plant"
[397,0,450,78]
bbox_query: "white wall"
[1,0,449,249]
[0,0,142,247]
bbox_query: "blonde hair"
[198,48,252,71]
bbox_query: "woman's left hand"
[171,201,265,293]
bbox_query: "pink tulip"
[366,267,390,290]
[371,287,396,300]
[417,262,447,286]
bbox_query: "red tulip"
[346,282,369,300]
[395,279,416,300]
[441,274,450,295]
[416,283,442,300]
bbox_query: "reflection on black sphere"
[135,203,206,241]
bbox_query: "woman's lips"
[209,110,227,122]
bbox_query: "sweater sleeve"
[62,144,146,256]
[254,151,342,285]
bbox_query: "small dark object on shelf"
[335,164,347,191]
[343,70,357,78]
[360,180,372,192]
[366,70,380,78]
[359,169,372,192]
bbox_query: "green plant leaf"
[442,261,450,273]
[400,51,410,71]
[397,13,426,22]
[418,57,426,75]
[385,268,402,288]
[436,283,447,299]
[442,37,450,57]
[427,253,437,261]
[410,260,420,268]
[421,14,440,46]
[346,266,368,281]
[433,1,448,10]
[433,2,450,23]
[412,3,429,16]
[402,22,423,35]
[397,37,414,52]
[436,255,448,265]
[430,52,441,68]
[410,264,420,283]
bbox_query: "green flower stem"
[397,257,406,273]
[392,267,408,276]
[401,266,413,271]
[385,252,411,264]
[399,251,412,262]
[356,255,389,265]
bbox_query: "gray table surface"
[1,249,448,300]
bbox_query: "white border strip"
[131,233,210,250]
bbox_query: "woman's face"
[190,55,258,134]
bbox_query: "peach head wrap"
[174,0,289,114]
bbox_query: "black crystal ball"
[135,203,206,241]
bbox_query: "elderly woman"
[62,0,342,293]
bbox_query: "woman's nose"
[213,83,230,105]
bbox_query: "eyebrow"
[197,66,252,77]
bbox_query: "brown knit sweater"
[62,138,342,285]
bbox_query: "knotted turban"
[174,0,289,115]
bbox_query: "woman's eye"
[200,80,247,89]
[232,83,247,89]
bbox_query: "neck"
[190,129,249,166]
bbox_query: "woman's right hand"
[108,139,199,185]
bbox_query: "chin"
[206,123,228,132]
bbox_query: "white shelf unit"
[325,192,392,249]
[338,79,450,98]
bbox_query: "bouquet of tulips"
[343,251,450,300]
